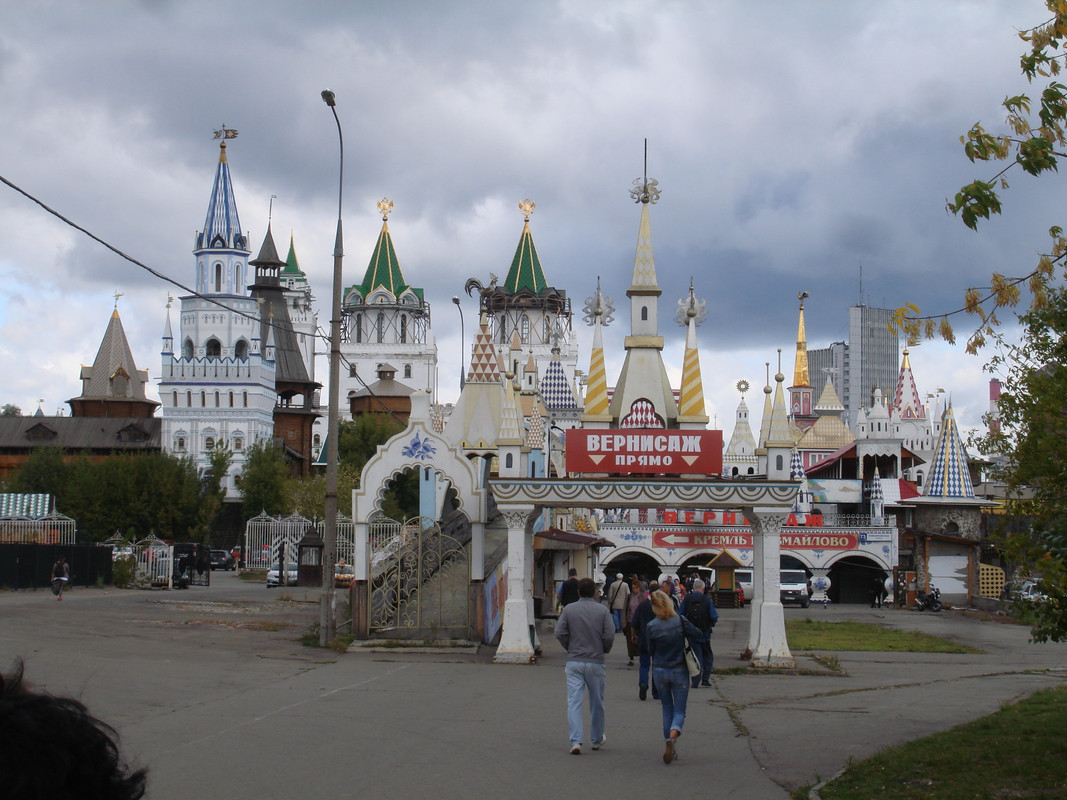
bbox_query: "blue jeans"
[639,651,651,691]
[652,665,690,741]
[566,661,606,747]
[692,640,713,686]
[611,609,623,631]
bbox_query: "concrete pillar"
[353,519,370,639]
[745,507,795,669]
[494,508,537,663]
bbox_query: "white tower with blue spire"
[158,136,278,496]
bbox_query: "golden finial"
[518,198,535,221]
[377,198,393,220]
[736,379,750,395]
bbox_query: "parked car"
[1017,579,1048,603]
[209,550,235,571]
[780,569,811,608]
[266,562,299,587]
[735,569,753,604]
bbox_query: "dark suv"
[209,550,235,571]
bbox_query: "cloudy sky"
[0,1,1054,441]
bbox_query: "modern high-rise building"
[807,304,898,432]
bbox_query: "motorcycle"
[915,586,943,612]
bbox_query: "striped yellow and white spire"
[581,277,613,423]
[794,291,810,387]
[676,280,708,425]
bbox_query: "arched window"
[376,312,385,343]
[186,390,192,407]
[233,437,243,452]
[182,338,194,360]
[214,262,223,293]
[205,338,221,357]
[776,455,784,471]
[520,315,530,344]
[235,340,249,360]
[505,453,514,469]
[243,392,248,408]
[205,436,215,451]
[214,391,220,408]
[172,391,178,407]
[200,391,206,407]
[400,314,408,343]
[229,391,234,408]
[404,364,412,379]
[355,313,363,344]
[641,306,648,321]
[176,436,186,452]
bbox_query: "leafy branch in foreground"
[894,3,1067,352]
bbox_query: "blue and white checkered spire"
[923,405,975,499]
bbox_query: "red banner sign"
[565,429,723,475]
[651,530,859,550]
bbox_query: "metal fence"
[134,534,173,588]
[0,513,77,545]
[243,512,354,571]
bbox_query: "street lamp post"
[452,296,465,390]
[320,88,343,645]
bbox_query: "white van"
[735,569,753,604]
[733,569,810,608]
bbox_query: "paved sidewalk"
[2,575,1065,799]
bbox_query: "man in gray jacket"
[555,577,615,755]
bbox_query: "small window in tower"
[200,391,206,407]
[349,365,357,377]
[243,392,248,408]
[400,314,408,344]
[206,338,221,357]
[186,390,192,407]
[182,338,194,360]
[173,391,178,407]
[215,391,220,408]
[313,434,321,447]
[235,340,249,360]
[205,436,215,451]
[376,311,385,343]
[355,313,363,344]
[505,453,513,469]
[229,391,234,408]
[214,263,223,293]
[233,437,243,452]
[404,364,412,379]
[776,455,784,471]
[520,315,530,344]
[176,437,186,452]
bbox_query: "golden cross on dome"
[378,198,394,220]
[113,291,124,309]
[518,198,535,220]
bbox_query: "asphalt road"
[2,573,1065,799]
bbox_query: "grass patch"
[812,686,1067,799]
[237,570,265,582]
[785,619,982,654]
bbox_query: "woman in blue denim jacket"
[646,590,703,764]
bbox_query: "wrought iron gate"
[369,515,470,638]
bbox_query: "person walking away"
[555,577,615,755]
[557,568,581,610]
[870,574,888,608]
[679,578,718,687]
[624,575,645,667]
[51,556,70,601]
[607,572,630,633]
[631,580,659,701]
[647,590,703,764]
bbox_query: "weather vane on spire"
[674,278,707,327]
[113,291,124,309]
[582,276,615,327]
[213,124,239,140]
[518,198,535,221]
[378,198,394,220]
[629,138,660,204]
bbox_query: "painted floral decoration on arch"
[401,431,437,461]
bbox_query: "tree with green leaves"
[1,404,22,417]
[237,439,291,519]
[11,447,68,497]
[908,1,1067,641]
[974,286,1067,641]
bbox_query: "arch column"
[744,507,795,669]
[494,507,538,663]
